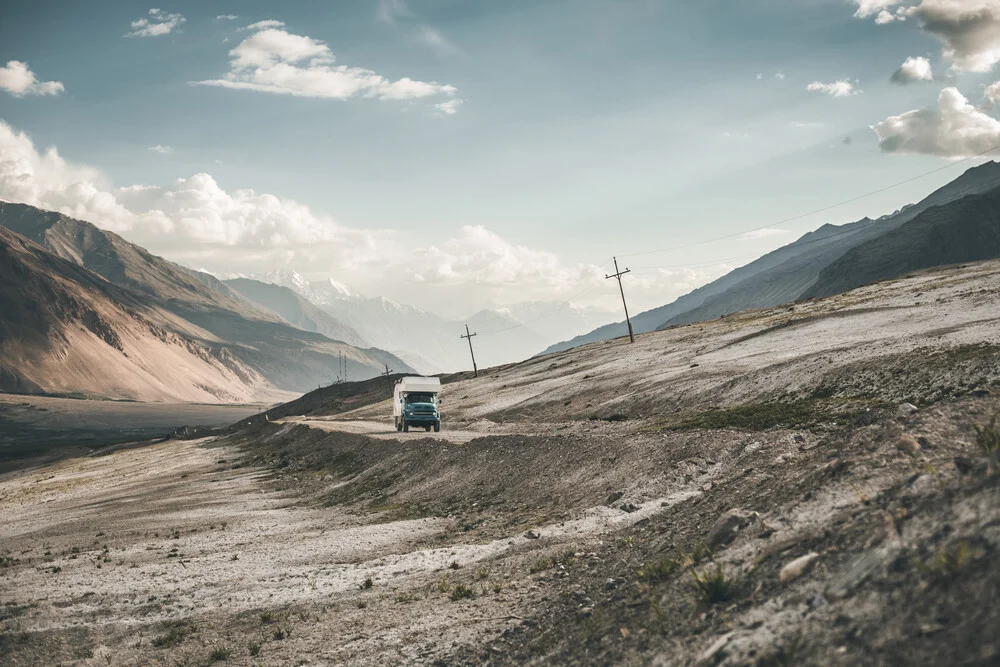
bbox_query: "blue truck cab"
[393,376,442,433]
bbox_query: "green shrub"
[691,563,741,605]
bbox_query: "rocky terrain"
[0,202,413,401]
[1,259,999,665]
[544,160,1000,355]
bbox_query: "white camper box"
[392,376,442,432]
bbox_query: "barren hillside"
[1,259,999,665]
[0,203,414,399]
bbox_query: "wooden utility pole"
[606,257,635,343]
[382,363,394,393]
[336,352,346,398]
[461,324,479,377]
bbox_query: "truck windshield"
[405,393,436,405]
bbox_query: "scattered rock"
[702,482,713,492]
[620,503,640,513]
[897,434,921,456]
[606,491,624,505]
[954,456,987,476]
[577,606,594,619]
[779,552,820,584]
[896,403,919,418]
[524,530,540,540]
[971,387,993,398]
[707,508,758,549]
[826,545,897,601]
[698,632,733,665]
[605,578,622,590]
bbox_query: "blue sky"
[2,0,1000,316]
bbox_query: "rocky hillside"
[0,202,414,399]
[543,161,1000,354]
[803,187,1000,299]
[2,258,998,665]
[0,224,267,402]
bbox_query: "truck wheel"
[433,421,440,433]
[425,425,431,432]
[402,420,409,432]
[394,417,400,431]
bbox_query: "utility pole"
[606,256,635,344]
[461,324,479,377]
[336,352,345,398]
[382,363,395,394]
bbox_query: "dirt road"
[277,416,482,444]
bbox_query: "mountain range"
[4,159,998,402]
[0,202,412,402]
[232,269,613,373]
[543,161,1000,354]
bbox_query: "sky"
[3,0,1000,319]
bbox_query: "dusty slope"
[543,160,1000,355]
[0,225,271,403]
[0,202,415,397]
[2,260,999,666]
[803,188,1000,299]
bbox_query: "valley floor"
[2,260,1000,665]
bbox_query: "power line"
[618,145,1000,260]
[477,162,1000,338]
[471,151,1000,341]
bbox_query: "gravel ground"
[2,259,1000,666]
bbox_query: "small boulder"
[620,503,640,513]
[707,509,757,549]
[897,434,921,456]
[524,530,540,540]
[606,491,624,505]
[896,403,918,419]
[577,606,594,619]
[779,552,820,584]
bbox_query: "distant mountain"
[0,202,414,399]
[542,161,1000,354]
[0,224,267,401]
[245,270,615,372]
[802,186,1000,299]
[223,278,366,347]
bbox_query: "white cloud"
[854,0,901,18]
[216,14,238,21]
[775,72,786,80]
[892,56,934,83]
[0,60,64,97]
[986,80,1000,103]
[125,8,186,38]
[415,25,457,54]
[911,0,1000,72]
[197,26,457,103]
[148,145,173,154]
[377,0,410,24]
[434,99,463,116]
[806,79,861,97]
[0,121,640,309]
[872,87,1000,157]
[739,228,791,240]
[240,20,285,32]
